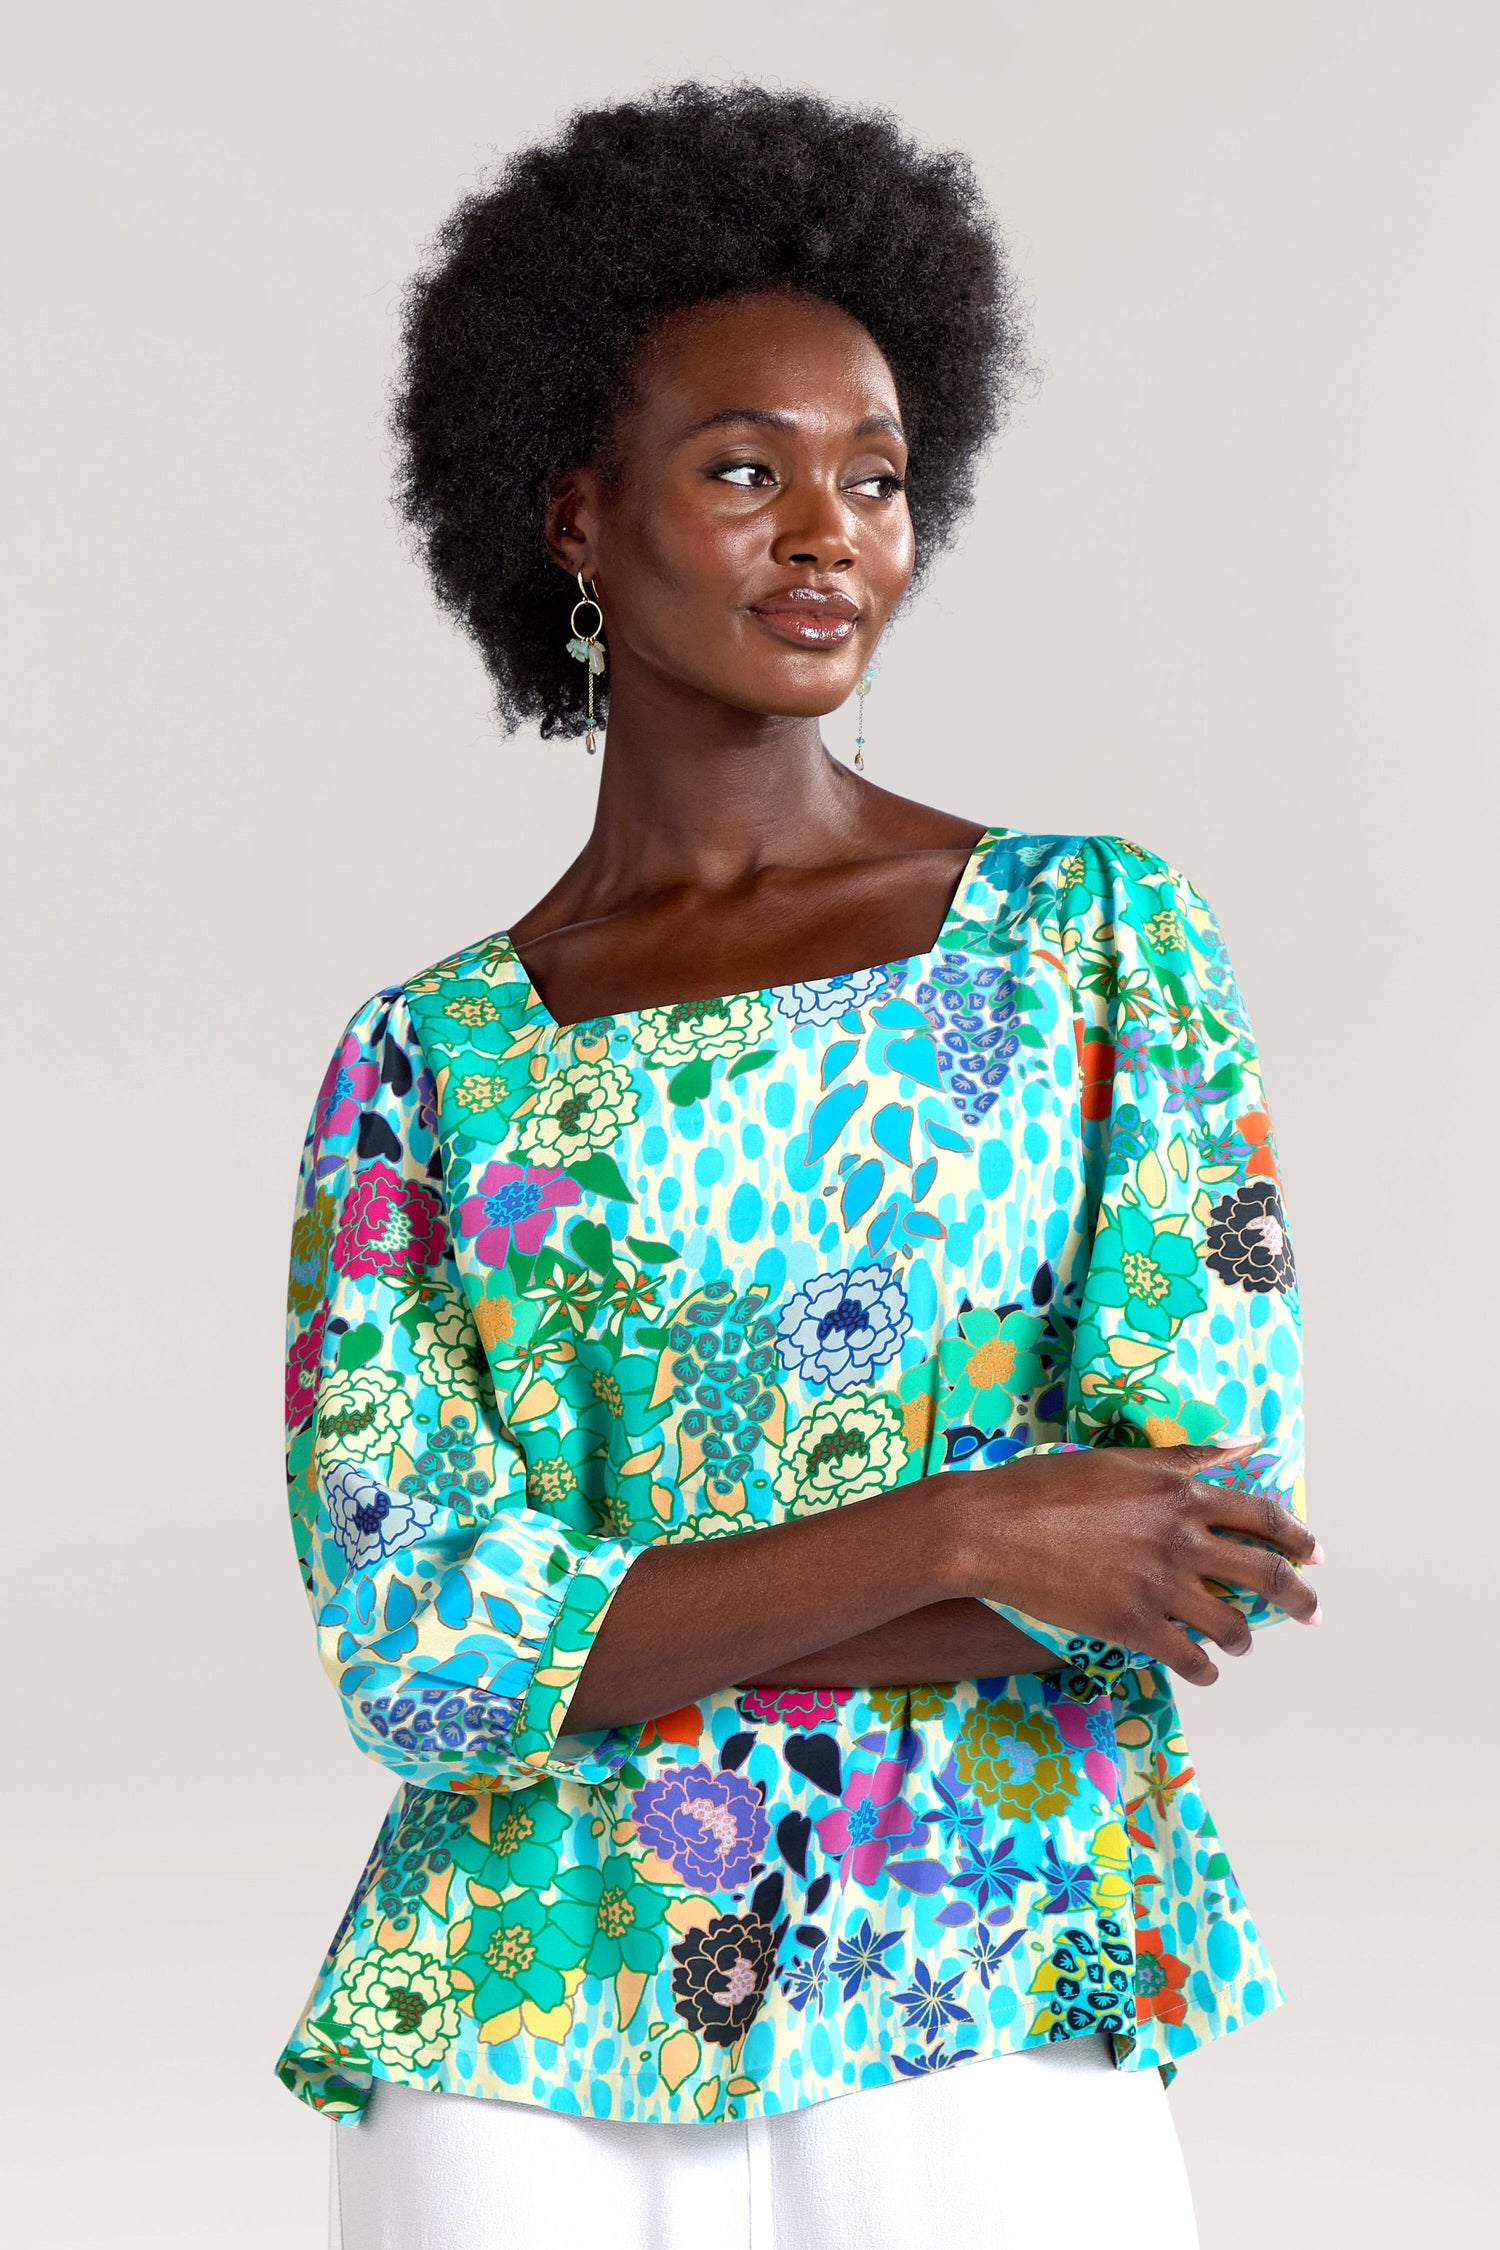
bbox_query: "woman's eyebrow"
[678,407,907,443]
[681,407,796,438]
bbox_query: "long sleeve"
[983,836,1306,1673]
[285,990,645,1792]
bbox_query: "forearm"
[562,1476,968,1734]
[743,1599,1060,1687]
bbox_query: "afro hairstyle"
[394,82,1029,737]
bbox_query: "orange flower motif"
[1076,1024,1116,1122]
[1134,1925,1190,2025]
[1236,1108,1280,1183]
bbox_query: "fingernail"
[1308,1540,1326,1566]
[1307,1604,1324,1626]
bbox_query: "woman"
[281,85,1321,2250]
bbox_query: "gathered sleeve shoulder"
[284,988,644,1793]
[981,834,1306,1675]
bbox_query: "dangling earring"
[566,575,606,754]
[853,661,879,770]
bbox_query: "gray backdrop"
[5,3,1495,2242]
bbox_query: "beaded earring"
[566,575,606,753]
[853,661,879,770]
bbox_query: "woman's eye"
[848,473,907,499]
[713,462,776,488]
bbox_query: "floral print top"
[278,828,1305,2127]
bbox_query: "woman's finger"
[1138,1617,1222,1687]
[1169,1439,1262,1477]
[1188,1477,1322,1562]
[1171,1583,1256,1657]
[1193,1532,1322,1622]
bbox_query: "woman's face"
[551,291,915,720]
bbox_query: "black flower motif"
[1206,1180,1295,1295]
[670,1911,781,2048]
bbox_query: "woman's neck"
[569,663,870,913]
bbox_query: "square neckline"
[501,826,1001,1033]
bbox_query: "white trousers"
[329,2036,1199,2250]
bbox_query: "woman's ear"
[544,471,603,580]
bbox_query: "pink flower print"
[316,1034,379,1140]
[739,1687,853,1728]
[286,1310,327,1432]
[333,1163,446,1280]
[457,1162,581,1269]
[1053,1695,1123,1802]
[814,1758,916,1889]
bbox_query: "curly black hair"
[394,83,1030,737]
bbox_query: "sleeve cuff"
[978,1597,1141,1697]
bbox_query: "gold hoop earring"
[566,576,606,754]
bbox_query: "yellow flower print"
[332,1948,459,2070]
[516,1058,640,1167]
[288,1194,335,1317]
[1143,909,1185,953]
[313,1366,409,1466]
[633,991,773,1072]
[955,1700,1078,1820]
[774,1390,905,1514]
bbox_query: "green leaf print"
[336,1323,382,1371]
[725,1047,776,1080]
[626,1237,679,1264]
[668,1057,715,1106]
[567,1219,617,1275]
[566,1152,635,1202]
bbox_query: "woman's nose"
[770,484,857,572]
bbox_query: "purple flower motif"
[1114,1022,1154,1086]
[631,1763,769,1891]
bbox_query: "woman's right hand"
[943,1441,1324,1687]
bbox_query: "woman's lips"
[748,589,859,648]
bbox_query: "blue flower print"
[1036,1839,1096,1914]
[359,1684,521,1764]
[776,1265,911,1393]
[913,954,1021,1123]
[323,1463,436,1568]
[780,1943,829,2015]
[891,1960,974,2044]
[828,1915,904,2001]
[774,966,894,1026]
[892,2041,981,2078]
[953,1836,1032,1913]
[280,828,1307,2125]
[963,1925,1023,1989]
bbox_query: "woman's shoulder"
[320,928,533,1063]
[959,827,1201,929]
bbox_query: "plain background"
[4,3,1496,2242]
